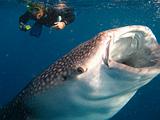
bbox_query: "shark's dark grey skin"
[0,26,160,120]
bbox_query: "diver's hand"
[52,22,66,30]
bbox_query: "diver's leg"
[30,22,43,37]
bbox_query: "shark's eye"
[77,67,84,74]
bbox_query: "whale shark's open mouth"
[107,27,160,73]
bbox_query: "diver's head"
[54,2,68,9]
[27,2,45,19]
[34,9,44,19]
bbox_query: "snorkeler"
[19,2,75,37]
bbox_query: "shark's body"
[0,26,160,120]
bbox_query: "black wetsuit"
[19,5,75,37]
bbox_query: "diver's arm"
[19,11,32,31]
[19,11,32,24]
[61,8,75,25]
[52,7,75,30]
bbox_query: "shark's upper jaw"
[103,26,160,75]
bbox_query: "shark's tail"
[0,100,29,120]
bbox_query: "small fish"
[0,25,160,120]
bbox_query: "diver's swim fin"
[30,22,42,37]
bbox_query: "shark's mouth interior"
[109,31,160,68]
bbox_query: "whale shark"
[0,25,160,120]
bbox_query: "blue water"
[0,0,160,119]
